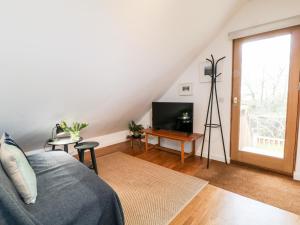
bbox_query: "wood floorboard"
[79,141,300,225]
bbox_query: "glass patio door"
[231,26,300,175]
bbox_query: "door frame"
[230,25,300,175]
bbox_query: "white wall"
[0,0,243,151]
[139,0,300,175]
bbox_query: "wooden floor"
[84,141,300,225]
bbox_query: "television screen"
[152,102,193,133]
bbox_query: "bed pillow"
[0,133,37,204]
[2,132,28,158]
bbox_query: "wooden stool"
[75,141,99,174]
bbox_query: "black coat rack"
[200,54,228,168]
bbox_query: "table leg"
[52,145,55,150]
[130,139,133,149]
[90,148,98,175]
[145,134,148,152]
[64,145,68,153]
[158,136,161,147]
[77,150,82,162]
[81,150,85,163]
[192,140,196,156]
[181,141,185,164]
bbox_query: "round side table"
[48,137,83,153]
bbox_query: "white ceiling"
[0,0,245,150]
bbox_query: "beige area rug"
[98,152,208,225]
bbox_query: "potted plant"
[60,121,88,141]
[128,121,144,138]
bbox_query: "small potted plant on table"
[60,121,88,141]
[127,121,145,148]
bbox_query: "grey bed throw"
[0,151,124,225]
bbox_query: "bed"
[0,151,124,225]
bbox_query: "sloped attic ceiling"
[0,0,245,151]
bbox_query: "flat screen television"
[152,102,193,134]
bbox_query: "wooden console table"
[144,128,203,164]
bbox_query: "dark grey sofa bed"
[0,151,124,225]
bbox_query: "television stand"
[144,128,203,163]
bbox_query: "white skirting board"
[26,130,129,156]
[76,130,128,155]
[293,172,300,181]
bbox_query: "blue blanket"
[0,151,124,225]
